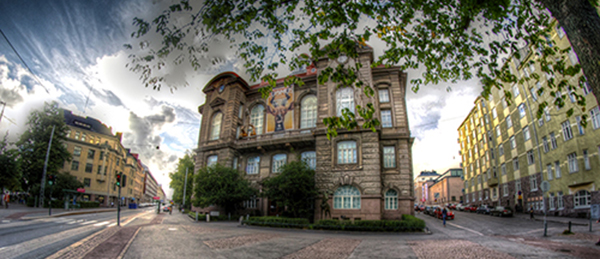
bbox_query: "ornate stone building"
[193,46,415,220]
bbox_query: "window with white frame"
[574,190,591,208]
[74,146,82,157]
[509,136,516,149]
[492,188,497,199]
[378,89,390,103]
[246,156,260,175]
[527,150,534,165]
[207,155,218,167]
[530,87,538,101]
[272,154,287,173]
[499,144,504,156]
[576,116,585,135]
[518,103,526,118]
[556,25,565,38]
[333,185,361,209]
[301,151,316,170]
[513,84,520,97]
[530,175,538,191]
[81,133,86,142]
[232,157,238,170]
[506,115,513,128]
[495,125,501,138]
[503,184,508,196]
[538,117,544,127]
[479,191,482,201]
[547,164,553,180]
[336,87,355,116]
[516,180,521,192]
[555,161,562,178]
[550,132,558,149]
[523,126,530,141]
[381,110,393,128]
[337,141,357,164]
[250,105,265,135]
[300,95,317,129]
[567,152,578,173]
[591,106,600,129]
[568,48,578,64]
[243,196,258,209]
[583,149,590,170]
[501,163,506,175]
[542,136,549,153]
[557,191,564,208]
[562,120,573,141]
[210,112,223,140]
[383,146,396,168]
[513,158,519,171]
[583,82,592,96]
[549,193,555,210]
[384,189,398,210]
[545,107,551,121]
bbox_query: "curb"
[21,209,119,220]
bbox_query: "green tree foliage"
[49,172,84,200]
[129,0,600,137]
[169,152,195,207]
[261,161,317,219]
[193,164,257,214]
[0,134,21,192]
[16,101,72,192]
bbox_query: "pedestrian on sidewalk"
[3,192,9,209]
[442,207,448,227]
[529,206,535,219]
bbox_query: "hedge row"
[244,216,425,232]
[79,201,101,208]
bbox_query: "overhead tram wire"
[0,28,50,94]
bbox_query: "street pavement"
[2,204,600,258]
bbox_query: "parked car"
[467,205,478,212]
[434,207,455,220]
[456,204,464,211]
[425,206,437,216]
[162,205,171,212]
[447,204,456,210]
[491,206,514,217]
[476,205,492,214]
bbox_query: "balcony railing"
[234,128,316,152]
[487,177,499,187]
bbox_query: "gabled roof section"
[209,97,226,108]
[202,72,249,93]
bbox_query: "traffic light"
[115,173,121,187]
[48,175,54,185]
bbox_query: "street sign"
[153,196,160,200]
[77,188,85,193]
[591,204,600,219]
[540,181,550,192]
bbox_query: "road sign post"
[590,204,599,232]
[540,181,550,237]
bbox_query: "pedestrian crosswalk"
[35,217,111,227]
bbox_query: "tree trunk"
[541,0,600,106]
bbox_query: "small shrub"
[78,201,100,208]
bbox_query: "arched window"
[333,185,360,209]
[337,141,357,164]
[574,190,591,207]
[385,189,398,210]
[210,112,223,140]
[336,87,354,116]
[206,155,218,167]
[272,154,287,173]
[301,95,317,128]
[301,151,316,170]
[250,105,265,135]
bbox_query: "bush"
[244,216,310,228]
[187,211,207,220]
[42,199,64,209]
[26,197,36,207]
[78,201,100,208]
[246,215,426,232]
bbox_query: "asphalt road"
[0,207,154,259]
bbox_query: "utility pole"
[116,172,122,226]
[182,167,189,210]
[39,125,55,208]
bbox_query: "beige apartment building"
[428,169,463,206]
[193,45,415,221]
[414,170,439,205]
[61,110,143,206]
[459,21,600,217]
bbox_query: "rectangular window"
[244,197,257,209]
[583,82,592,96]
[527,150,534,165]
[591,107,600,129]
[547,164,553,180]
[567,153,578,173]
[542,137,549,153]
[545,108,551,121]
[74,146,82,157]
[506,115,512,128]
[75,131,80,140]
[530,175,538,191]
[207,155,218,167]
[71,161,80,171]
[501,163,506,175]
[338,141,357,164]
[503,184,508,197]
[530,87,538,101]
[518,103,526,118]
[233,157,238,170]
[562,120,573,141]
[99,151,105,160]
[557,191,564,209]
[513,84,520,97]
[492,108,497,119]
[272,154,287,173]
[85,163,93,173]
[556,25,565,38]
[568,89,576,103]
[87,149,95,160]
[555,161,562,178]
[301,151,316,170]
[116,158,120,166]
[576,116,585,135]
[383,146,396,168]
[499,144,504,156]
[502,97,508,109]
[81,133,86,142]
[84,178,91,187]
[549,193,555,210]
[583,149,590,170]
[550,132,558,149]
[378,89,390,103]
[523,126,530,141]
[246,156,260,175]
[513,158,519,171]
[509,136,516,150]
[381,110,393,128]
[568,48,578,64]
[97,165,103,175]
[495,125,501,138]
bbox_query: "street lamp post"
[39,125,55,208]
[182,167,189,210]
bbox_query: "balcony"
[234,129,316,153]
[487,177,499,187]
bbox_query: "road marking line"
[66,220,79,224]
[168,228,177,231]
[108,223,117,227]
[81,220,98,225]
[2,220,10,223]
[447,222,484,236]
[94,221,110,227]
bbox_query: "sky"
[0,0,482,198]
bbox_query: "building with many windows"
[428,168,463,206]
[459,21,600,217]
[61,110,143,206]
[142,165,160,203]
[413,170,439,205]
[193,45,415,220]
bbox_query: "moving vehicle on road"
[490,206,514,217]
[476,205,492,214]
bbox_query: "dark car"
[491,206,514,217]
[476,205,492,214]
[425,206,436,216]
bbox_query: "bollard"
[196,211,198,221]
[246,214,250,220]
[239,216,244,225]
[568,221,572,233]
[206,214,210,222]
